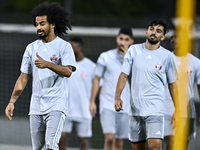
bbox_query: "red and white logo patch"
[155,64,162,70]
[81,73,88,78]
[50,54,58,62]
[187,70,192,74]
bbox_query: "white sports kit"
[21,37,76,149]
[122,43,177,141]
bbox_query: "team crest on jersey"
[81,72,88,78]
[187,70,192,74]
[50,54,58,62]
[155,64,162,70]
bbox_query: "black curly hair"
[30,2,71,36]
[148,20,169,35]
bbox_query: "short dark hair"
[69,37,84,46]
[148,20,169,35]
[30,2,71,36]
[118,27,134,39]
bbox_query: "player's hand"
[5,103,15,120]
[121,44,129,52]
[90,102,96,117]
[172,111,176,129]
[34,53,48,68]
[119,44,129,56]
[115,98,123,112]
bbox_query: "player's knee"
[79,140,88,149]
[148,138,162,150]
[59,138,65,145]
[79,138,88,149]
[105,137,114,146]
[115,139,123,149]
[59,133,68,143]
[59,136,66,143]
[148,142,161,150]
[115,143,122,149]
[106,140,113,146]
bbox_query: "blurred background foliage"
[0,0,63,12]
[0,0,200,31]
[0,0,170,16]
[0,0,177,28]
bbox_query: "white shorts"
[100,109,129,139]
[129,115,164,142]
[62,117,92,137]
[164,115,174,136]
[30,111,65,150]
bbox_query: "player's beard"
[38,27,51,40]
[38,33,48,40]
[147,38,159,45]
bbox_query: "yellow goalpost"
[171,0,196,150]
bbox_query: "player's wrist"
[45,61,50,68]
[115,96,120,100]
[9,101,15,104]
[90,98,95,103]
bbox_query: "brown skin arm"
[168,81,179,127]
[168,81,179,108]
[90,75,101,117]
[5,73,30,120]
[115,72,128,112]
[34,53,73,77]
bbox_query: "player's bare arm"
[34,52,73,77]
[5,73,30,120]
[90,75,100,117]
[168,81,179,109]
[115,72,128,112]
[168,81,179,126]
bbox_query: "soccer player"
[59,37,95,150]
[115,20,178,150]
[163,32,200,150]
[90,27,134,150]
[5,2,76,150]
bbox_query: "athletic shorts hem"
[115,135,128,139]
[130,139,147,143]
[147,137,163,140]
[78,135,92,138]
[103,131,115,134]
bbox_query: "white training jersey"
[20,37,76,115]
[165,53,200,118]
[95,49,130,114]
[67,57,95,120]
[123,43,177,116]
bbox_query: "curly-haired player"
[5,2,76,150]
[30,2,71,38]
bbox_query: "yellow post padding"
[171,0,196,150]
